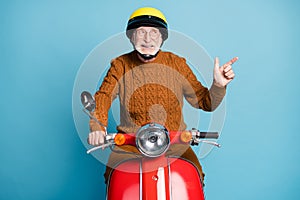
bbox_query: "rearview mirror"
[81,91,96,112]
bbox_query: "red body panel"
[107,159,140,200]
[169,158,205,200]
[107,157,204,200]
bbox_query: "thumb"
[214,57,220,69]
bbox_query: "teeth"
[142,45,154,48]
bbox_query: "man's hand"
[213,57,238,87]
[88,131,106,146]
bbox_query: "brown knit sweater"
[90,50,226,133]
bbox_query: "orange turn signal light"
[114,134,126,146]
[180,131,192,143]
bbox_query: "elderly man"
[88,7,237,184]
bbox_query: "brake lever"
[199,140,221,148]
[87,141,115,154]
[191,138,221,148]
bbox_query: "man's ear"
[130,33,136,46]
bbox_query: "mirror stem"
[82,108,107,134]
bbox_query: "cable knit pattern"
[90,50,226,133]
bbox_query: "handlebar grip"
[198,132,219,139]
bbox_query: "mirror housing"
[81,91,96,112]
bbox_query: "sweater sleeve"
[180,58,226,111]
[89,58,123,132]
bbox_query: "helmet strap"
[136,50,159,61]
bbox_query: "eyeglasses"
[135,28,161,39]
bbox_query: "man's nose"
[144,32,152,42]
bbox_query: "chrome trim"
[168,158,173,200]
[157,167,166,200]
[105,185,108,200]
[139,160,143,200]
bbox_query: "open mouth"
[135,43,159,57]
[141,44,155,49]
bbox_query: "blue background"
[1,0,300,199]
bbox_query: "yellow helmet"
[126,7,168,41]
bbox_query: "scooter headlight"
[136,123,170,157]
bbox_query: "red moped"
[81,91,220,200]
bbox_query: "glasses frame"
[134,27,161,40]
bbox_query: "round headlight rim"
[135,123,170,157]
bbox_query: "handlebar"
[87,130,220,154]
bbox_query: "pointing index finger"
[226,57,239,65]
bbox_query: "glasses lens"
[136,28,160,39]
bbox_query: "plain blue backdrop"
[1,0,300,199]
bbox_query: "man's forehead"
[136,26,159,30]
